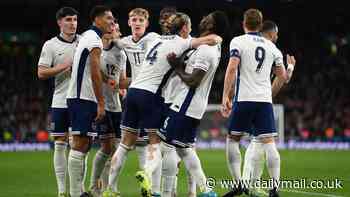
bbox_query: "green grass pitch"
[1,149,349,197]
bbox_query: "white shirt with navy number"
[117,32,160,81]
[170,44,221,120]
[130,35,192,94]
[38,35,80,108]
[162,36,193,104]
[66,26,103,103]
[100,44,127,112]
[230,32,283,104]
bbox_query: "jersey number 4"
[255,46,265,73]
[146,42,162,65]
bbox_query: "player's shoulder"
[197,44,220,58]
[43,36,59,46]
[145,32,160,38]
[82,29,102,41]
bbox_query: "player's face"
[160,13,175,34]
[128,15,148,36]
[58,15,77,35]
[98,11,115,34]
[103,21,117,40]
[199,14,214,34]
[271,31,278,43]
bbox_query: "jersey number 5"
[255,46,265,73]
[146,42,162,65]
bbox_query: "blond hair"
[129,8,149,19]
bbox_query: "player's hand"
[119,89,127,98]
[221,97,232,118]
[167,52,182,69]
[207,34,223,45]
[108,79,117,90]
[95,103,106,122]
[59,58,73,73]
[287,54,296,66]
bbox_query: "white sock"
[152,158,162,194]
[54,141,68,194]
[81,152,89,193]
[90,149,110,188]
[144,143,162,179]
[226,137,242,181]
[135,145,147,170]
[101,158,111,190]
[108,144,130,192]
[161,143,178,197]
[172,154,181,195]
[177,148,209,193]
[186,165,197,196]
[246,141,265,188]
[68,149,86,197]
[264,142,280,188]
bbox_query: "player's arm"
[221,56,239,117]
[167,52,206,88]
[37,42,72,80]
[272,54,295,97]
[119,70,131,89]
[118,50,130,89]
[190,34,222,48]
[90,47,105,121]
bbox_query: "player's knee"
[148,132,161,144]
[227,134,242,142]
[70,135,91,153]
[260,136,275,144]
[121,130,138,146]
[54,135,68,142]
[100,139,115,155]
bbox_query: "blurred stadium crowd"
[0,0,349,143]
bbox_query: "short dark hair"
[56,7,79,20]
[168,12,191,35]
[244,8,263,31]
[261,20,278,33]
[89,5,111,23]
[160,6,177,19]
[210,11,230,38]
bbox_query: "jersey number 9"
[255,46,265,73]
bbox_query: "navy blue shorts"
[67,98,97,137]
[158,109,200,148]
[95,111,122,139]
[121,88,163,133]
[49,108,70,137]
[227,101,277,138]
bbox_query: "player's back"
[230,32,283,103]
[130,35,191,94]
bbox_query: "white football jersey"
[38,35,80,108]
[230,32,283,103]
[162,36,193,104]
[100,44,127,112]
[117,32,160,81]
[170,44,221,119]
[66,27,103,103]
[130,35,192,94]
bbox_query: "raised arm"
[190,34,222,48]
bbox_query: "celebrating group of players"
[38,4,295,197]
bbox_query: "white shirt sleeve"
[192,45,213,72]
[273,47,284,66]
[229,37,242,58]
[120,50,127,71]
[86,33,103,52]
[38,41,53,67]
